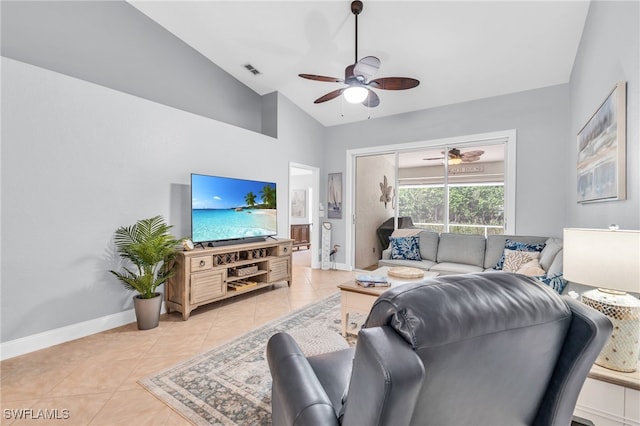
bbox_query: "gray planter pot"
[133,292,162,330]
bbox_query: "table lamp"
[563,228,640,372]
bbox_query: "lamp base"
[582,289,640,372]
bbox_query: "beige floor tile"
[0,252,353,424]
[48,359,136,397]
[88,388,174,425]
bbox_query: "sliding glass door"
[349,131,514,271]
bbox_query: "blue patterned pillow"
[390,236,422,261]
[534,273,567,294]
[493,239,546,270]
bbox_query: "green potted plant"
[110,215,180,330]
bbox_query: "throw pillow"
[502,250,541,273]
[390,236,422,261]
[516,258,546,276]
[534,273,567,294]
[539,237,563,271]
[493,239,546,270]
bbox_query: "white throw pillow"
[502,249,541,273]
[516,258,547,276]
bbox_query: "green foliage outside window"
[398,185,504,235]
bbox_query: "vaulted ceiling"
[130,1,590,127]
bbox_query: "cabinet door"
[191,269,226,304]
[269,257,290,283]
[575,378,625,426]
[300,225,309,243]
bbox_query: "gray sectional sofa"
[379,231,564,278]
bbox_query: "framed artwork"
[327,173,342,218]
[577,81,627,203]
[291,189,306,218]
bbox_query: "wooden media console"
[166,238,292,320]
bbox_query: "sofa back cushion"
[436,233,486,267]
[485,235,549,269]
[418,231,439,261]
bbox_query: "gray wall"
[1,58,325,342]
[1,0,266,135]
[568,0,639,229]
[324,84,572,263]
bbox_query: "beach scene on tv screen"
[191,174,277,243]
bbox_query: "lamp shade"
[563,228,640,293]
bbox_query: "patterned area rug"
[140,293,360,425]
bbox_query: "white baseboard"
[0,305,166,360]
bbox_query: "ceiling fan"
[424,148,485,164]
[298,1,419,108]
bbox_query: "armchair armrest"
[342,326,425,426]
[267,332,340,426]
[533,297,612,426]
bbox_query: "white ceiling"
[129,0,590,127]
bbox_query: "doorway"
[289,162,320,269]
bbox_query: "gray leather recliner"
[267,272,612,426]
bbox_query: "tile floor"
[0,251,356,425]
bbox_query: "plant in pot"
[110,215,180,330]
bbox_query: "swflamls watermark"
[4,408,70,420]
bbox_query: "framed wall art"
[577,81,627,203]
[291,189,306,218]
[327,173,342,218]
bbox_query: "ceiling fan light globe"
[343,86,369,104]
[448,158,462,165]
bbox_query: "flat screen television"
[191,173,277,245]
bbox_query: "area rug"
[139,292,361,425]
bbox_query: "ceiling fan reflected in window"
[298,1,420,108]
[423,148,485,165]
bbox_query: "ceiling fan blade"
[299,74,343,83]
[353,56,380,82]
[423,157,444,161]
[461,150,485,158]
[314,88,345,104]
[370,77,420,90]
[462,156,481,162]
[361,89,380,108]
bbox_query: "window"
[399,183,504,236]
[397,143,506,236]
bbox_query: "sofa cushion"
[493,239,546,270]
[430,262,484,275]
[436,233,486,267]
[485,235,549,269]
[378,258,437,271]
[546,249,563,276]
[539,238,563,271]
[418,231,439,261]
[390,236,422,261]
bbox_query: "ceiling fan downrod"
[351,1,363,64]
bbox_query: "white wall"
[568,1,639,229]
[0,58,324,344]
